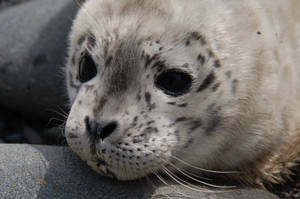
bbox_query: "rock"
[23,126,43,144]
[0,144,279,199]
[0,119,5,131]
[43,126,66,145]
[3,132,26,143]
[0,0,77,121]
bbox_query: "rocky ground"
[0,0,298,199]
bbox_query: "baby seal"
[65,0,300,185]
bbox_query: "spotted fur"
[65,0,300,185]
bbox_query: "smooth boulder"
[0,144,279,199]
[0,0,77,121]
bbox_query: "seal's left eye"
[78,52,97,83]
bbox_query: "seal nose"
[85,117,118,141]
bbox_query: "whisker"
[161,159,236,189]
[162,166,231,193]
[153,171,188,199]
[171,155,239,174]
[161,166,216,193]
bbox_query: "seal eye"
[78,52,97,83]
[155,69,192,96]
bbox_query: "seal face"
[65,0,300,183]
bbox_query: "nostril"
[85,116,117,141]
[100,121,117,140]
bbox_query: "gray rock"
[0,0,30,11]
[23,126,43,144]
[3,132,25,143]
[0,144,279,199]
[0,119,5,130]
[0,0,77,121]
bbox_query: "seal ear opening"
[73,0,85,7]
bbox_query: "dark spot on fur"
[226,71,232,79]
[204,105,222,135]
[207,103,216,112]
[33,54,47,66]
[184,137,194,148]
[159,47,163,51]
[77,35,85,45]
[197,71,215,92]
[93,98,107,115]
[197,54,206,65]
[136,89,141,101]
[93,90,98,97]
[205,113,221,135]
[147,120,155,125]
[167,102,176,105]
[257,31,261,35]
[133,116,138,122]
[208,50,214,57]
[190,32,206,45]
[87,35,96,48]
[214,59,221,68]
[189,120,203,131]
[105,56,113,66]
[212,83,220,91]
[145,54,159,69]
[69,73,79,89]
[145,92,151,104]
[71,55,76,65]
[177,103,188,107]
[232,79,238,94]
[175,117,187,123]
[185,40,190,46]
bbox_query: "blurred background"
[0,0,77,145]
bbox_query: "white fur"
[65,0,300,181]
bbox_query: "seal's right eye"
[155,69,193,97]
[78,52,97,83]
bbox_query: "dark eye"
[78,52,97,83]
[155,69,192,96]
